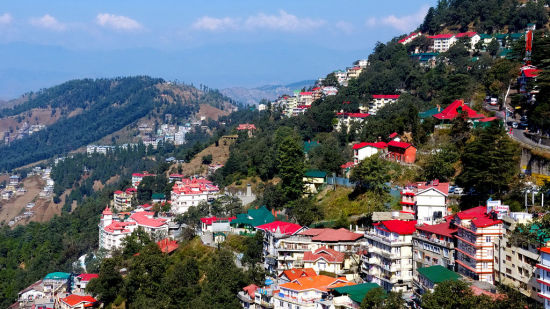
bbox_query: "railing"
[414,234,454,248]
[366,232,406,246]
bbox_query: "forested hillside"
[0,77,234,171]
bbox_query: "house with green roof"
[43,272,71,296]
[303,140,320,155]
[330,283,384,306]
[415,265,460,294]
[230,206,275,234]
[152,193,166,203]
[304,170,328,194]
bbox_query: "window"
[506,255,512,262]
[486,236,491,243]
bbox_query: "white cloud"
[335,21,354,34]
[366,6,428,32]
[96,13,142,31]
[0,13,13,26]
[244,10,325,32]
[192,16,239,31]
[191,10,325,32]
[30,14,66,31]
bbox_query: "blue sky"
[0,0,437,99]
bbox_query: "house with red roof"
[335,111,370,133]
[453,206,504,284]
[200,216,236,233]
[386,141,417,164]
[298,91,314,106]
[170,177,220,214]
[236,123,257,138]
[131,171,156,188]
[74,274,99,293]
[346,66,363,79]
[157,238,179,254]
[366,95,400,115]
[58,294,97,309]
[236,284,259,308]
[362,220,417,292]
[275,275,354,308]
[413,221,458,271]
[388,132,401,142]
[401,180,450,225]
[352,141,388,164]
[255,221,307,274]
[455,31,481,50]
[432,99,485,124]
[303,247,346,274]
[399,32,422,44]
[279,268,318,283]
[113,188,136,211]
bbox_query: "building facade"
[170,178,220,214]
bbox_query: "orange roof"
[60,294,97,307]
[279,275,354,292]
[540,247,550,254]
[157,238,179,253]
[279,268,317,281]
[303,247,345,263]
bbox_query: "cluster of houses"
[1,122,46,146]
[12,272,99,309]
[138,121,193,149]
[235,179,550,308]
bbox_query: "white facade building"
[367,95,400,115]
[352,142,388,164]
[170,178,220,214]
[537,247,550,308]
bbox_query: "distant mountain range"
[221,80,316,105]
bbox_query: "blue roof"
[44,272,71,280]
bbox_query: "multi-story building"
[335,112,369,133]
[398,32,422,44]
[303,247,345,275]
[428,34,457,52]
[98,206,169,252]
[413,265,460,297]
[113,188,137,211]
[274,275,354,309]
[455,31,481,50]
[494,212,543,303]
[131,172,156,188]
[413,221,458,272]
[298,92,314,106]
[367,95,400,115]
[256,221,307,274]
[170,178,220,214]
[454,206,504,284]
[536,247,550,308]
[352,142,387,164]
[346,66,363,79]
[362,220,417,292]
[400,180,449,225]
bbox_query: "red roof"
[280,275,353,292]
[416,222,457,238]
[279,268,317,281]
[200,216,236,225]
[297,105,311,109]
[243,284,259,299]
[375,220,417,235]
[417,180,450,195]
[255,221,303,235]
[352,141,388,150]
[540,247,550,254]
[428,33,455,39]
[132,172,156,177]
[387,140,413,149]
[523,68,541,78]
[60,295,97,307]
[76,274,99,282]
[455,206,487,220]
[389,132,399,139]
[336,112,370,118]
[299,228,363,242]
[433,100,485,120]
[372,94,400,100]
[103,221,135,233]
[102,206,112,215]
[300,92,313,96]
[129,211,167,228]
[398,32,420,43]
[114,190,123,194]
[340,161,355,169]
[157,238,179,253]
[237,124,257,130]
[303,247,345,263]
[472,217,502,228]
[455,31,478,38]
[476,117,499,123]
[125,188,137,194]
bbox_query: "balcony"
[366,232,407,246]
[414,234,454,248]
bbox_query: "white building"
[398,32,422,44]
[362,220,417,292]
[335,112,369,133]
[455,32,481,51]
[352,142,388,164]
[429,34,457,52]
[131,172,156,188]
[401,180,450,225]
[98,206,169,252]
[537,247,550,308]
[170,178,220,214]
[274,275,353,309]
[367,95,400,115]
[255,221,307,274]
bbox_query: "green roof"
[231,206,275,228]
[417,265,460,284]
[480,34,492,39]
[152,193,166,199]
[44,272,71,280]
[305,170,327,178]
[332,283,383,303]
[509,33,524,40]
[518,223,550,243]
[304,141,320,154]
[419,107,441,118]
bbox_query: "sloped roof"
[280,275,354,292]
[299,228,363,242]
[417,180,450,195]
[372,94,400,99]
[331,283,382,303]
[472,217,502,228]
[60,294,97,307]
[398,32,420,43]
[455,206,487,219]
[303,247,345,263]
[352,142,388,150]
[44,272,70,280]
[200,216,236,225]
[279,268,318,281]
[255,221,303,235]
[305,170,327,178]
[523,68,541,78]
[243,284,259,299]
[416,222,457,238]
[129,211,167,228]
[340,161,355,169]
[455,31,478,38]
[387,141,414,149]
[304,141,320,154]
[433,100,485,120]
[231,206,275,227]
[375,220,417,235]
[428,34,455,39]
[76,274,99,282]
[417,265,460,284]
[157,238,179,253]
